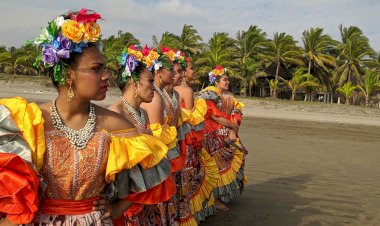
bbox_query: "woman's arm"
[211,115,239,133]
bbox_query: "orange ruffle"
[126,175,176,204]
[0,153,39,224]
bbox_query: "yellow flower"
[84,22,101,43]
[165,50,176,61]
[61,20,84,43]
[147,51,159,62]
[128,49,143,61]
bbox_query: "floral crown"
[32,8,102,85]
[117,45,144,84]
[148,46,177,71]
[208,65,227,84]
[174,50,187,69]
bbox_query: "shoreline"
[1,83,380,127]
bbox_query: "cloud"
[0,0,379,50]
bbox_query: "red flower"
[186,57,191,62]
[70,8,102,23]
[129,44,138,51]
[215,65,223,70]
[142,45,150,56]
[180,52,186,56]
[161,46,171,53]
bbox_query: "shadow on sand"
[202,174,321,226]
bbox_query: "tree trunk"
[365,95,369,107]
[308,60,312,74]
[243,81,247,97]
[274,61,281,98]
[291,90,296,101]
[346,97,350,105]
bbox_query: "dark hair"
[48,43,99,87]
[116,63,147,91]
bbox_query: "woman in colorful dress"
[174,56,219,223]
[140,46,185,225]
[199,65,247,211]
[0,9,165,225]
[108,45,176,225]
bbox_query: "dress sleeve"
[0,97,44,224]
[105,130,176,210]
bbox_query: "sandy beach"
[1,76,380,225]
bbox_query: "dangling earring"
[159,75,163,85]
[134,89,139,98]
[67,83,75,103]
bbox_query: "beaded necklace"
[50,99,96,150]
[121,97,146,126]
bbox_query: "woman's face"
[173,62,183,86]
[70,46,109,101]
[159,61,174,86]
[185,61,195,82]
[137,69,155,103]
[216,75,229,91]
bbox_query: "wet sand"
[203,117,380,226]
[1,76,380,225]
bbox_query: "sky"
[0,0,379,50]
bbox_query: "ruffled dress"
[0,97,175,225]
[199,87,248,204]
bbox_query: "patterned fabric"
[42,130,110,200]
[200,87,248,204]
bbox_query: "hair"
[116,63,146,91]
[48,43,99,87]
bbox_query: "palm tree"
[302,27,337,88]
[266,78,282,98]
[357,71,380,106]
[261,32,304,97]
[337,81,358,105]
[195,32,236,80]
[336,25,375,86]
[279,68,320,101]
[178,24,203,56]
[234,25,267,96]
[152,32,181,49]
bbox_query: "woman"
[199,65,247,211]
[174,57,219,222]
[0,9,159,225]
[108,45,176,225]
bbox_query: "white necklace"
[153,84,168,115]
[121,97,146,126]
[163,89,178,111]
[50,99,96,150]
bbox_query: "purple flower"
[209,73,217,84]
[57,33,71,50]
[42,45,59,66]
[57,49,70,59]
[126,54,138,72]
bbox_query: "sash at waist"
[40,196,100,215]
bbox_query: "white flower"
[125,65,132,77]
[175,51,181,58]
[55,16,65,28]
[154,62,163,71]
[34,28,52,45]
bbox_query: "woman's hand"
[0,217,17,226]
[93,196,129,220]
[228,130,237,143]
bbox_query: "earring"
[67,83,75,103]
[134,89,139,98]
[159,75,163,85]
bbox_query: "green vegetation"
[1,24,379,107]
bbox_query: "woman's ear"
[65,67,75,84]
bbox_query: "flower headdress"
[147,46,176,71]
[117,45,144,84]
[174,50,187,69]
[208,65,227,84]
[32,8,102,85]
